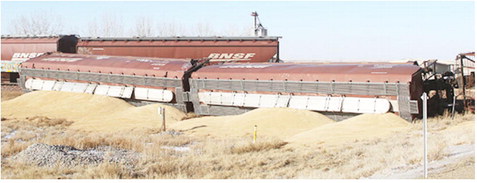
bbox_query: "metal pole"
[433,60,437,80]
[158,107,166,132]
[421,92,428,179]
[460,56,466,109]
[451,95,456,120]
[253,125,257,143]
[254,15,257,31]
[162,108,166,132]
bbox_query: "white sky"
[1,1,475,61]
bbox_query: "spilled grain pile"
[1,90,24,101]
[1,91,186,132]
[286,113,411,146]
[171,108,334,139]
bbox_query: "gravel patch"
[12,143,140,168]
[159,130,183,136]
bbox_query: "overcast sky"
[1,1,475,61]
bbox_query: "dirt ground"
[1,91,475,179]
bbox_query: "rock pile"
[12,143,140,168]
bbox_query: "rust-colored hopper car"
[19,53,423,121]
[77,37,281,63]
[189,63,423,121]
[1,35,78,82]
[19,53,208,112]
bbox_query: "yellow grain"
[287,113,411,146]
[171,107,334,139]
[1,91,186,133]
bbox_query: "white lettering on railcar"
[136,59,153,62]
[371,72,388,74]
[136,59,170,64]
[372,64,394,69]
[42,58,82,62]
[96,56,110,60]
[11,52,45,62]
[13,52,44,58]
[208,53,256,62]
[3,52,43,72]
[219,64,271,69]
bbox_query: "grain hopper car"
[77,37,281,63]
[2,35,281,84]
[19,53,423,121]
[1,35,78,83]
[18,53,208,112]
[189,63,423,121]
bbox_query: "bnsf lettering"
[244,53,255,59]
[20,53,30,58]
[208,53,256,61]
[232,53,245,59]
[208,53,221,59]
[219,53,234,59]
[12,52,44,59]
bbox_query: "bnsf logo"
[11,53,45,62]
[12,53,44,59]
[208,53,256,62]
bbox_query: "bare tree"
[132,16,155,37]
[10,11,63,35]
[194,22,215,36]
[87,18,99,37]
[87,13,124,37]
[157,21,187,36]
[84,15,251,38]
[221,24,251,36]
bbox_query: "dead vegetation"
[1,112,474,179]
[428,156,475,179]
[229,140,288,154]
[1,91,475,179]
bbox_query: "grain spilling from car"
[1,91,186,132]
[287,113,411,146]
[171,107,335,139]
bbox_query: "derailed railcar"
[18,53,424,121]
[189,63,423,121]
[18,53,207,112]
[3,35,280,83]
[1,35,78,83]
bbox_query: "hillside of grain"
[287,113,411,146]
[1,91,186,132]
[171,107,334,139]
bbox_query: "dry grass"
[24,116,74,127]
[2,139,34,158]
[1,113,474,179]
[82,163,138,179]
[429,156,475,179]
[229,140,288,154]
